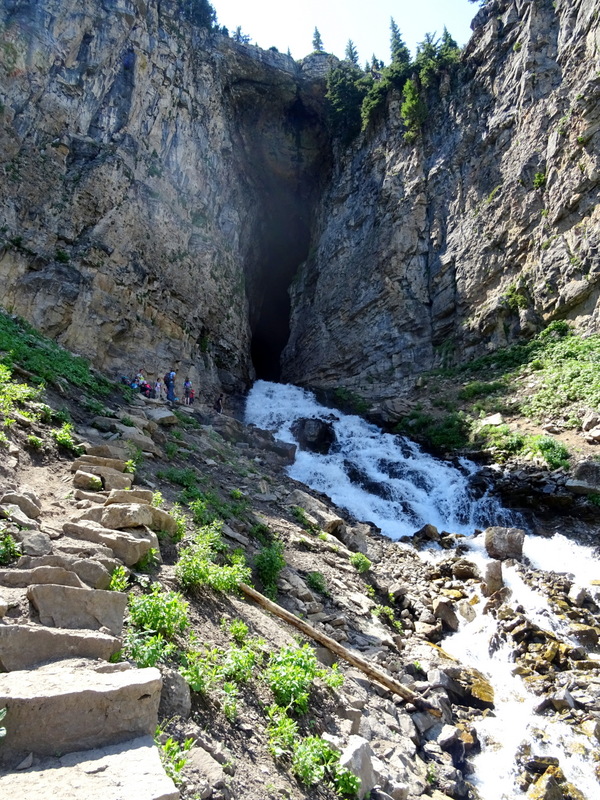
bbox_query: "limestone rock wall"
[0,0,329,392]
[282,0,600,400]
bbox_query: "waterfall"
[245,381,600,798]
[245,380,513,539]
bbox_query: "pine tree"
[345,39,359,65]
[390,18,410,67]
[233,26,251,44]
[181,0,216,29]
[415,32,440,87]
[401,77,427,140]
[312,27,324,53]
[326,61,368,143]
[439,27,461,68]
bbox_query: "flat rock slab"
[0,661,162,763]
[18,554,111,590]
[286,489,345,534]
[27,583,127,636]
[0,492,41,519]
[72,471,104,491]
[146,407,178,425]
[0,624,120,670]
[0,736,179,800]
[78,465,133,491]
[0,565,86,589]
[63,521,155,566]
[86,443,130,460]
[71,455,127,473]
[105,488,153,505]
[14,529,53,556]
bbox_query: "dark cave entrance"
[249,204,310,382]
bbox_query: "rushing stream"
[245,381,600,798]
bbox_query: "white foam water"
[245,381,512,539]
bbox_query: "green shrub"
[134,547,159,573]
[128,584,189,639]
[265,644,319,714]
[266,704,299,758]
[533,172,547,190]
[0,530,21,564]
[0,707,6,739]
[26,434,43,449]
[176,520,251,593]
[108,565,129,592]
[349,552,371,573]
[122,630,175,667]
[291,736,359,795]
[458,380,506,400]
[50,422,83,454]
[221,617,249,645]
[306,571,328,595]
[155,729,193,786]
[156,467,197,488]
[254,541,286,599]
[529,435,570,469]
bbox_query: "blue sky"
[212,1,479,63]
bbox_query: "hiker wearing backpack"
[165,370,176,403]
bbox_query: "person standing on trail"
[183,377,192,405]
[165,370,176,403]
[214,393,224,414]
[155,376,164,400]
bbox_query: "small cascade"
[245,381,513,538]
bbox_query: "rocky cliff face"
[0,0,599,402]
[283,0,600,401]
[0,0,330,392]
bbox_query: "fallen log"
[239,582,441,716]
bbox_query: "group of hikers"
[120,370,224,413]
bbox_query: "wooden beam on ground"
[239,583,441,716]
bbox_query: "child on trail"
[155,377,164,400]
[183,377,192,405]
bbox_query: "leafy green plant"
[122,630,175,668]
[0,530,21,564]
[128,584,189,639]
[26,434,43,449]
[165,442,178,460]
[306,571,328,596]
[156,467,197,488]
[458,380,506,400]
[254,541,286,599]
[265,644,319,714]
[221,617,249,645]
[529,435,570,469]
[291,505,319,533]
[176,520,251,593]
[267,704,298,758]
[134,547,159,574]
[349,552,371,573]
[221,681,239,721]
[151,491,164,508]
[155,729,193,786]
[533,171,547,190]
[108,565,129,592]
[291,736,359,796]
[50,422,83,454]
[0,707,6,739]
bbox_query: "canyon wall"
[0,0,329,391]
[1,0,599,402]
[283,0,600,401]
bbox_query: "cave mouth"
[249,204,310,382]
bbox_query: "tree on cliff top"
[390,18,410,67]
[312,27,324,53]
[181,0,216,28]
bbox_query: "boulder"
[17,554,111,589]
[86,443,130,460]
[0,624,120,670]
[159,668,192,720]
[27,583,127,637]
[339,735,378,799]
[79,465,134,491]
[451,558,480,580]
[0,736,178,800]
[13,528,52,556]
[0,503,39,529]
[482,559,504,596]
[146,407,178,425]
[0,660,161,763]
[565,460,600,494]
[0,492,41,519]
[432,598,460,631]
[71,455,127,473]
[62,520,156,566]
[116,428,160,456]
[290,417,336,454]
[483,526,525,560]
[72,470,104,491]
[100,503,155,530]
[287,489,346,534]
[0,565,87,589]
[105,488,154,505]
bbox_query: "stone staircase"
[0,448,179,799]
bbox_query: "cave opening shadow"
[249,209,309,383]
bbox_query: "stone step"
[0,660,161,766]
[73,465,133,491]
[27,583,127,637]
[0,623,120,670]
[71,454,128,473]
[62,520,157,566]
[17,554,112,589]
[0,565,87,589]
[0,736,179,800]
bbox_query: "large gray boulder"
[0,660,162,764]
[63,520,157,566]
[339,735,378,799]
[290,417,336,454]
[0,736,178,800]
[27,583,127,637]
[483,526,525,561]
[0,624,120,670]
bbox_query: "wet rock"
[525,772,564,800]
[484,526,525,560]
[290,417,336,454]
[432,597,460,632]
[483,559,504,596]
[451,558,480,580]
